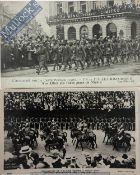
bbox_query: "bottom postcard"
[0,88,138,175]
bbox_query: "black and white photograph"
[3,90,136,172]
[1,0,140,77]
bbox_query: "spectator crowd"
[49,2,140,21]
[4,91,135,111]
[4,148,136,169]
[1,2,140,73]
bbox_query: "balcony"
[47,4,140,25]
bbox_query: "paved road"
[2,62,140,77]
[4,130,135,161]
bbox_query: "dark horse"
[102,124,118,145]
[112,132,135,152]
[71,128,97,151]
[40,129,67,152]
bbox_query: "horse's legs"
[95,136,97,148]
[80,142,83,151]
[113,144,115,150]
[35,139,38,146]
[75,140,78,150]
[73,138,76,145]
[103,134,106,143]
[106,136,109,145]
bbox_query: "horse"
[102,124,118,144]
[75,132,97,151]
[112,132,135,152]
[40,129,67,152]
[71,127,97,151]
[44,135,65,151]
[70,127,83,145]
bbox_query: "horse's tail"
[131,136,135,142]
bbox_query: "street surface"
[4,130,135,163]
[2,62,140,77]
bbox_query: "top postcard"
[1,0,140,88]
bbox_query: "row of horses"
[102,125,135,152]
[6,124,135,154]
[7,127,38,153]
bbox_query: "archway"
[68,27,76,40]
[131,22,137,39]
[106,23,117,38]
[80,25,89,39]
[93,24,102,39]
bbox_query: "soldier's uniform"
[120,40,127,64]
[84,41,92,68]
[75,42,86,71]
[112,40,119,64]
[104,40,112,66]
[131,40,137,62]
[36,44,49,74]
[62,41,72,71]
[98,40,105,66]
[52,42,62,71]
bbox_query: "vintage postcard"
[1,0,140,88]
[0,88,138,174]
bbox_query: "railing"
[47,8,140,25]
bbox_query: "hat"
[19,146,32,154]
[72,156,77,160]
[110,156,116,159]
[85,154,91,158]
[122,154,128,159]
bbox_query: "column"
[102,24,106,38]
[76,25,80,40]
[64,25,68,40]
[88,24,93,39]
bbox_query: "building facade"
[47,0,140,40]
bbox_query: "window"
[93,2,97,10]
[108,0,114,7]
[68,2,74,13]
[57,2,62,15]
[80,1,86,13]
[131,0,135,4]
